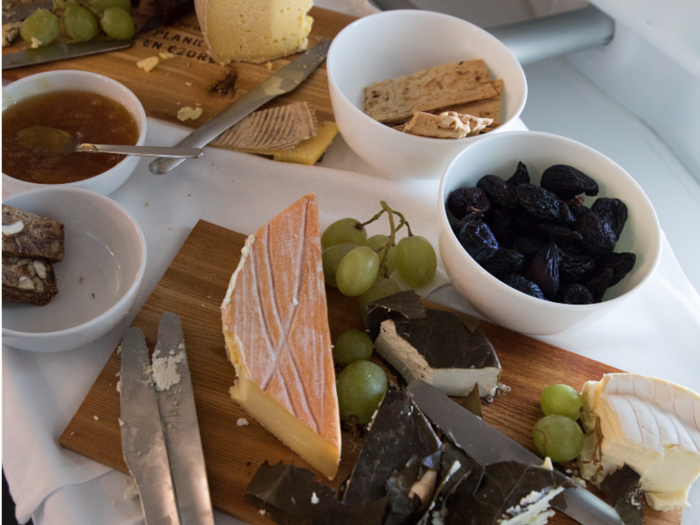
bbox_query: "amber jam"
[2,90,140,184]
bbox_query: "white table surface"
[3,2,700,524]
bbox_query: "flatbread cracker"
[364,60,497,124]
[403,112,469,139]
[442,79,503,123]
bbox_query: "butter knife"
[2,39,133,70]
[148,39,331,175]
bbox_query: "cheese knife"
[120,313,214,525]
[2,39,133,70]
[407,380,624,525]
[148,39,331,175]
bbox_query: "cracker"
[364,60,497,124]
[403,112,469,139]
[442,79,503,124]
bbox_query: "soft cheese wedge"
[221,194,340,479]
[195,0,313,64]
[578,373,700,511]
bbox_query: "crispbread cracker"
[442,79,503,123]
[403,112,469,139]
[364,60,497,124]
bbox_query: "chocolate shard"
[245,461,388,525]
[342,389,441,506]
[441,461,574,525]
[365,290,427,340]
[384,456,425,525]
[600,465,644,525]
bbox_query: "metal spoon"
[16,126,204,159]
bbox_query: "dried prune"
[560,251,596,282]
[451,211,483,233]
[477,175,518,211]
[501,274,545,299]
[485,208,517,246]
[574,205,617,255]
[541,164,599,200]
[457,220,499,263]
[585,267,615,302]
[524,243,561,299]
[596,252,636,286]
[555,283,595,304]
[481,248,526,277]
[558,200,575,223]
[447,187,491,220]
[506,161,530,188]
[591,198,628,240]
[536,222,583,245]
[514,235,547,260]
[516,184,565,223]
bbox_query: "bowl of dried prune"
[438,131,661,335]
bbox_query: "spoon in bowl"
[16,126,204,159]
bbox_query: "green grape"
[335,246,380,297]
[333,330,373,366]
[62,3,99,42]
[395,235,437,288]
[321,218,367,251]
[540,384,583,420]
[358,276,400,315]
[322,243,357,288]
[532,415,584,463]
[336,360,387,425]
[20,9,60,47]
[364,234,397,275]
[53,0,72,9]
[100,7,135,40]
[89,0,131,13]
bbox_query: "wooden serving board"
[59,219,681,525]
[2,7,355,128]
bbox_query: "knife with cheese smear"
[221,193,341,479]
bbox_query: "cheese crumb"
[159,51,176,60]
[265,61,273,70]
[30,36,41,48]
[177,106,203,122]
[236,418,249,427]
[124,481,139,500]
[93,415,100,421]
[2,22,21,47]
[116,379,121,393]
[310,492,320,505]
[136,56,159,72]
[151,349,186,391]
[118,418,125,427]
[259,509,266,515]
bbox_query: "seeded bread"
[2,257,59,305]
[2,205,64,262]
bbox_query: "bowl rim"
[326,9,528,144]
[1,70,148,189]
[437,129,663,311]
[1,186,147,340]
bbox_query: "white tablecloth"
[4,2,700,523]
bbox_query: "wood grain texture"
[59,220,681,525]
[2,7,356,129]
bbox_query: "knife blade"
[148,39,331,175]
[2,39,133,70]
[120,326,180,525]
[407,380,624,525]
[154,312,214,525]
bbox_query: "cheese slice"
[195,0,313,64]
[221,193,340,479]
[578,373,700,511]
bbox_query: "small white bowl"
[438,131,662,335]
[2,70,147,196]
[327,10,527,180]
[2,187,147,352]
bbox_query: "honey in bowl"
[2,90,140,184]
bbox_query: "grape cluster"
[20,0,135,47]
[532,384,585,463]
[322,202,437,312]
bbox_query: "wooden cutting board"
[2,7,355,127]
[59,219,681,525]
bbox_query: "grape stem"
[358,201,414,277]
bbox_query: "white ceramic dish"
[327,9,527,180]
[438,131,662,335]
[2,187,147,352]
[2,70,147,196]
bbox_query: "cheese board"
[2,7,354,128]
[58,219,682,525]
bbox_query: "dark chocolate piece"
[384,456,424,525]
[600,465,644,525]
[342,389,441,506]
[2,205,65,262]
[365,290,426,340]
[245,461,388,525]
[2,257,58,306]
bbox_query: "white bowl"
[2,187,147,352]
[2,70,147,196]
[327,10,527,180]
[438,131,662,335]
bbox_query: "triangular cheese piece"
[221,194,341,479]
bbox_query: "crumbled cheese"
[177,106,203,122]
[310,492,319,505]
[159,51,176,59]
[2,22,21,47]
[151,349,186,391]
[118,418,125,427]
[136,56,159,72]
[94,415,100,421]
[236,418,249,427]
[116,379,121,393]
[30,36,41,48]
